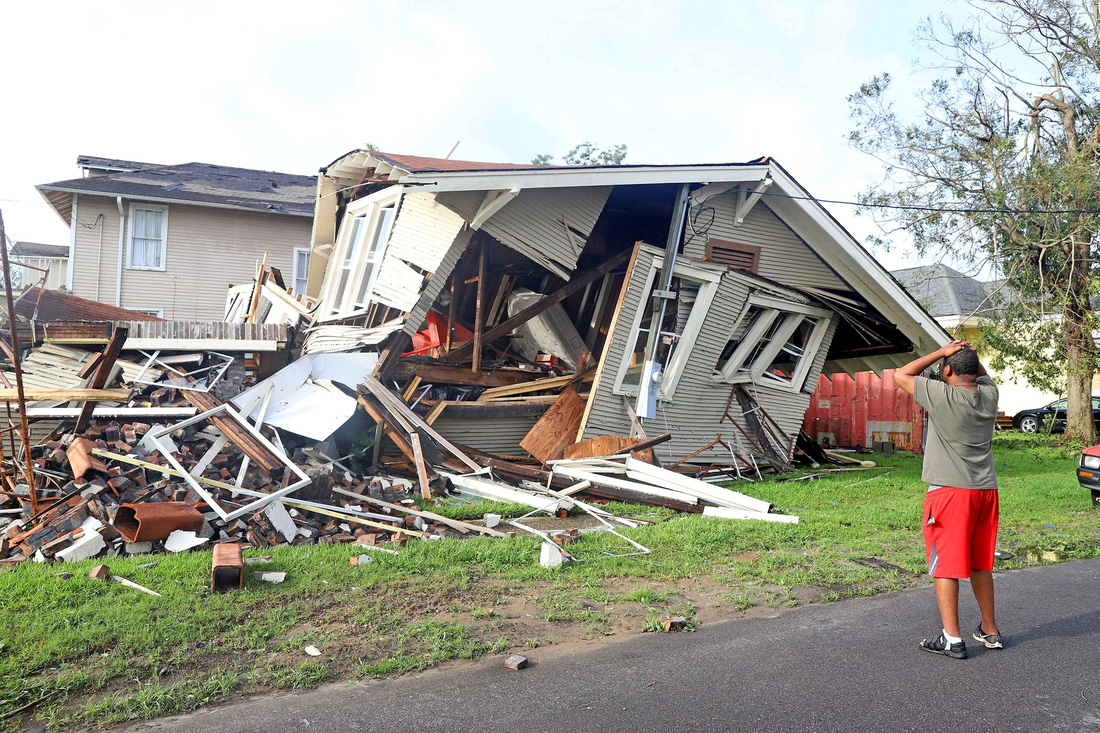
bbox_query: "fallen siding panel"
[370,256,425,312]
[403,228,473,335]
[386,192,465,272]
[437,187,611,276]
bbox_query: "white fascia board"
[397,164,774,193]
[34,186,313,218]
[760,168,949,352]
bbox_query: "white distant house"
[10,241,70,291]
[892,263,1059,416]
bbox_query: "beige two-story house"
[36,155,315,320]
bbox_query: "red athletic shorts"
[922,487,999,578]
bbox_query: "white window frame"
[130,307,164,318]
[715,294,832,393]
[612,257,721,400]
[321,188,401,319]
[126,203,169,271]
[292,247,310,296]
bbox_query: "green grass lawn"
[1,433,1096,731]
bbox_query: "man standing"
[893,340,1003,659]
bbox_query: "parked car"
[1012,397,1100,433]
[1076,445,1100,506]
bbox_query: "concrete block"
[125,541,154,555]
[504,654,528,670]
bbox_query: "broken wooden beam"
[181,391,284,474]
[75,326,128,434]
[444,249,632,362]
[0,388,131,402]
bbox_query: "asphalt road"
[131,558,1100,733]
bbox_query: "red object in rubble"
[404,312,475,356]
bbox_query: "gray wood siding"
[684,195,851,293]
[581,246,838,464]
[431,414,542,457]
[71,194,310,320]
[437,187,612,276]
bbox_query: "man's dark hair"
[945,347,979,376]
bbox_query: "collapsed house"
[287,151,947,474]
[0,151,952,572]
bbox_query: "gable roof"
[11,241,68,259]
[37,158,317,225]
[315,149,949,366]
[891,264,997,318]
[13,287,164,323]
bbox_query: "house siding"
[70,194,311,320]
[581,245,837,464]
[437,187,612,276]
[683,195,852,293]
[430,414,542,457]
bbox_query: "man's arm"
[892,340,971,396]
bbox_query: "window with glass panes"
[128,205,168,270]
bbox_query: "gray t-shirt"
[914,375,999,490]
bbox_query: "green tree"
[848,0,1100,443]
[531,142,627,166]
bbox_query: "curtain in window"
[132,208,164,268]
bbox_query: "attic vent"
[164,183,185,192]
[704,239,761,273]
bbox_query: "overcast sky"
[0,0,960,271]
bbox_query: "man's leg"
[934,577,961,638]
[970,569,998,635]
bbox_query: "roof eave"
[760,166,950,353]
[34,185,313,218]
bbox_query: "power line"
[748,187,1100,215]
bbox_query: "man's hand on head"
[942,340,971,358]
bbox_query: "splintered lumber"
[520,387,587,463]
[92,449,427,536]
[0,388,131,402]
[477,374,579,401]
[391,361,543,387]
[825,450,877,467]
[74,326,128,434]
[445,249,632,362]
[360,375,479,470]
[181,391,284,473]
[562,434,668,463]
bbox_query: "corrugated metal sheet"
[801,369,924,452]
[438,187,611,276]
[683,194,851,293]
[581,246,838,465]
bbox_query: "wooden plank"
[409,433,433,500]
[561,434,666,463]
[472,241,486,373]
[391,361,545,387]
[330,487,509,538]
[181,391,284,473]
[75,326,128,434]
[519,387,587,463]
[445,249,632,363]
[0,388,130,402]
[361,375,480,471]
[477,374,576,401]
[423,400,550,421]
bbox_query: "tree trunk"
[1062,237,1097,444]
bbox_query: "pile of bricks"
[0,408,453,567]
